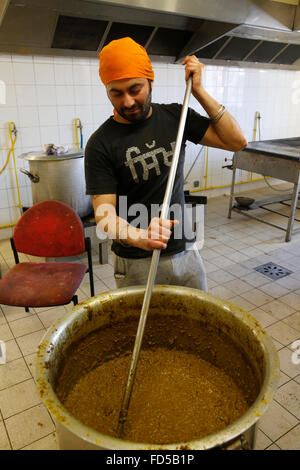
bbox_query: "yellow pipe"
[75,118,83,149]
[204,146,209,190]
[0,122,22,229]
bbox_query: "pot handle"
[20,168,40,183]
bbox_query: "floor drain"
[254,262,293,280]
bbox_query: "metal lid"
[18,148,84,161]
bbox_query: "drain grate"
[254,262,293,280]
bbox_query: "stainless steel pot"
[19,149,92,218]
[35,286,279,450]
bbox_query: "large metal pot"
[19,149,92,217]
[35,286,279,450]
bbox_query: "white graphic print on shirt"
[125,141,175,183]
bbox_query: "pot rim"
[35,285,280,450]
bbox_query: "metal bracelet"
[213,107,226,123]
[211,104,225,122]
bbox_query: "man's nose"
[123,93,135,108]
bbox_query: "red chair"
[0,200,95,311]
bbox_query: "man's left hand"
[182,55,205,96]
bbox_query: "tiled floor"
[0,184,300,450]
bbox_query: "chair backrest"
[13,200,86,257]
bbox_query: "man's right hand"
[127,217,179,251]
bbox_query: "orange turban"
[99,37,154,86]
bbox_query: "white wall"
[0,52,299,239]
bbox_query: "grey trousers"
[113,244,208,291]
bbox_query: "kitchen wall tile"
[3,85,17,106]
[75,105,93,125]
[54,63,73,85]
[15,85,37,107]
[53,55,73,64]
[40,126,60,146]
[90,66,101,86]
[38,106,58,126]
[19,126,41,148]
[18,106,39,128]
[12,55,33,63]
[0,191,9,209]
[34,63,55,85]
[56,85,74,106]
[57,105,75,126]
[74,85,92,106]
[73,65,91,85]
[0,54,12,62]
[0,62,14,85]
[13,62,35,85]
[33,56,54,64]
[36,85,56,106]
[58,124,75,147]
[91,85,106,105]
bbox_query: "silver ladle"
[117,77,193,438]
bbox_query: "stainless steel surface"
[35,285,280,450]
[19,149,92,218]
[88,0,296,30]
[19,149,84,162]
[116,77,192,437]
[228,138,300,242]
[0,0,300,68]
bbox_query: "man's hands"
[182,55,205,97]
[126,217,179,251]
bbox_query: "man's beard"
[115,86,152,123]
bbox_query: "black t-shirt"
[85,103,210,259]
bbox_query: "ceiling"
[0,0,300,69]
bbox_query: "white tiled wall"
[0,52,300,239]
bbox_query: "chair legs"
[85,237,95,297]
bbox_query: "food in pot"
[55,314,259,444]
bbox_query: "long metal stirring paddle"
[116,77,192,438]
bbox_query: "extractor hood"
[0,0,300,69]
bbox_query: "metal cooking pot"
[35,286,279,450]
[18,149,92,218]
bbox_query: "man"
[85,37,247,290]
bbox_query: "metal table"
[228,137,300,242]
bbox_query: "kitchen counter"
[228,137,300,242]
